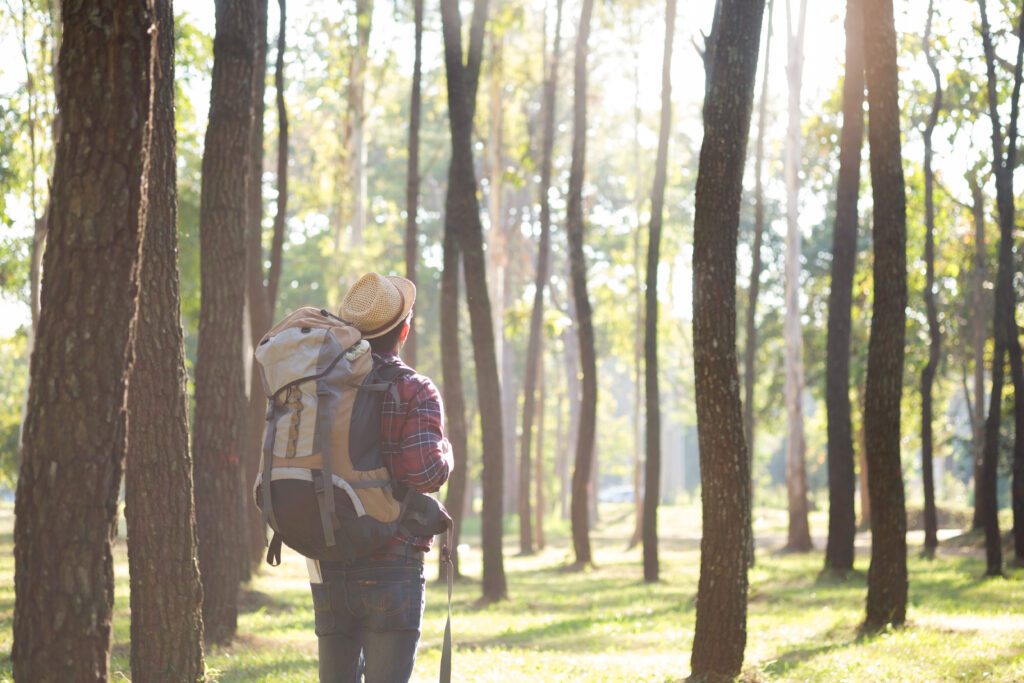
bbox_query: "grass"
[1,503,1023,681]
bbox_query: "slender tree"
[440,0,508,601]
[566,0,598,569]
[968,171,988,533]
[347,0,373,246]
[979,0,1024,576]
[742,0,774,568]
[642,0,677,584]
[535,345,547,550]
[125,2,205,678]
[689,0,765,676]
[783,0,812,553]
[862,0,909,630]
[193,0,258,644]
[12,2,151,679]
[920,0,942,559]
[824,0,864,575]
[519,0,563,556]
[404,0,424,366]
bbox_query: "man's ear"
[399,320,410,344]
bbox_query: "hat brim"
[361,275,417,339]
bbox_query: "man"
[309,272,453,682]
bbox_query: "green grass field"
[1,503,1022,682]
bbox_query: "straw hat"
[340,273,417,339]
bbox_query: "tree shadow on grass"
[238,587,302,615]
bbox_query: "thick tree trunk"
[126,4,206,677]
[193,0,257,644]
[689,0,764,676]
[783,0,812,553]
[978,0,1024,577]
[12,3,150,679]
[969,176,988,532]
[567,0,598,569]
[440,0,507,601]
[518,0,563,557]
[743,0,774,568]
[404,0,424,367]
[862,0,909,630]
[242,0,269,580]
[642,0,676,584]
[824,0,864,575]
[920,0,942,559]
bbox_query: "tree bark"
[689,0,764,676]
[12,2,150,679]
[519,0,563,557]
[743,0,774,568]
[642,0,677,584]
[193,0,257,644]
[783,0,812,553]
[978,0,1024,577]
[566,0,598,569]
[535,345,547,550]
[862,0,909,630]
[824,0,864,575]
[126,3,206,677]
[348,0,372,246]
[919,0,942,559]
[969,173,988,532]
[241,0,269,580]
[404,0,424,367]
[440,0,507,602]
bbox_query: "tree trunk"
[348,0,372,246]
[857,403,870,529]
[978,0,1024,577]
[689,0,764,677]
[824,0,864,575]
[535,345,547,550]
[783,0,812,553]
[241,0,269,580]
[919,0,942,559]
[193,0,257,644]
[642,0,676,584]
[562,314,581,521]
[862,0,909,630]
[12,2,150,679]
[743,0,774,568]
[566,0,597,569]
[404,0,424,367]
[969,174,988,531]
[629,13,645,551]
[440,0,508,602]
[518,0,563,557]
[126,4,206,677]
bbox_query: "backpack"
[252,306,451,567]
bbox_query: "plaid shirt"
[376,352,453,552]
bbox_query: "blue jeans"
[310,555,425,683]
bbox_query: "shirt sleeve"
[389,376,453,493]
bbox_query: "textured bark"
[783,0,812,553]
[978,0,1024,577]
[193,0,257,644]
[519,0,563,557]
[642,0,676,584]
[969,175,988,531]
[824,0,864,574]
[440,0,507,601]
[862,0,909,630]
[242,0,269,578]
[742,0,774,568]
[857,405,870,528]
[566,0,597,569]
[126,3,206,677]
[404,0,424,367]
[689,0,763,676]
[12,2,150,679]
[920,0,942,559]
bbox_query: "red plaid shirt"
[376,352,453,552]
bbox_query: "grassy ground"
[1,503,1023,682]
